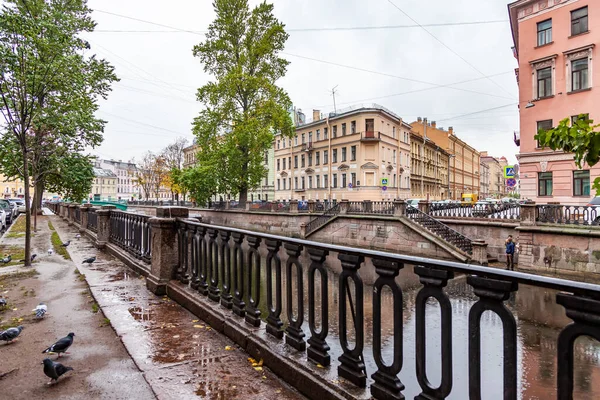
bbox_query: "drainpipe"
[397,119,402,200]
[422,118,427,198]
[327,116,332,201]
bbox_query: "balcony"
[301,142,313,152]
[360,131,381,142]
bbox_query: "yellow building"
[0,175,29,199]
[183,143,198,169]
[481,152,508,198]
[410,118,480,200]
[90,168,117,200]
[410,132,450,200]
[274,104,412,201]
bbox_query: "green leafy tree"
[535,115,600,194]
[180,166,218,206]
[0,0,117,265]
[45,153,95,203]
[192,0,293,205]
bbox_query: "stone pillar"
[96,205,116,249]
[363,200,373,214]
[245,201,251,211]
[393,199,407,217]
[471,240,489,266]
[225,200,231,210]
[79,205,91,233]
[289,200,299,214]
[308,200,316,213]
[147,207,189,295]
[418,201,430,214]
[67,204,76,226]
[520,202,537,226]
[270,202,278,212]
[300,223,307,238]
[339,199,349,215]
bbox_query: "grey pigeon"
[0,298,6,307]
[0,325,23,343]
[42,332,75,357]
[1,255,11,264]
[61,240,70,247]
[42,358,73,384]
[48,248,54,255]
[75,234,81,240]
[20,253,37,263]
[82,256,96,264]
[33,302,47,318]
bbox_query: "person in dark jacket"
[505,235,515,270]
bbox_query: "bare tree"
[162,137,189,201]
[136,152,158,200]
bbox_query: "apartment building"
[183,143,198,169]
[274,104,412,201]
[90,167,117,200]
[99,159,140,200]
[481,152,509,198]
[509,0,597,204]
[410,133,450,200]
[480,161,491,199]
[410,118,481,199]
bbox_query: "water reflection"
[220,238,600,398]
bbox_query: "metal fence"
[173,218,600,400]
[536,204,599,226]
[109,210,152,263]
[430,203,521,221]
[406,207,473,254]
[305,203,341,234]
[74,207,81,223]
[87,209,98,233]
[346,201,395,215]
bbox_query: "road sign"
[506,178,516,187]
[347,183,353,189]
[380,178,388,187]
[382,186,387,191]
[504,165,516,178]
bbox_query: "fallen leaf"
[276,390,281,394]
[254,366,263,372]
[177,354,185,360]
[192,335,199,339]
[17,318,23,322]
[193,325,204,328]
[128,297,135,301]
[192,319,199,323]
[12,308,17,311]
[248,357,256,364]
[316,363,325,368]
[225,346,233,351]
[173,335,180,339]
[262,375,266,380]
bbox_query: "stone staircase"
[305,203,341,236]
[405,207,473,254]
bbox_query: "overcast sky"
[84,0,519,164]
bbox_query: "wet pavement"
[0,214,154,400]
[49,214,306,400]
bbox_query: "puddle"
[128,306,155,321]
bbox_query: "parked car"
[11,198,25,213]
[587,197,600,224]
[0,199,13,225]
[473,200,495,217]
[6,199,20,220]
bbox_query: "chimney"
[480,151,488,157]
[313,109,320,121]
[448,126,454,135]
[417,117,422,122]
[431,121,436,128]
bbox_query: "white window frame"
[564,45,594,93]
[530,54,556,100]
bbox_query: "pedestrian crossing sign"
[504,165,516,178]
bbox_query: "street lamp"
[525,101,535,109]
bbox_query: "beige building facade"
[410,133,450,200]
[480,161,491,199]
[274,105,412,201]
[90,168,117,200]
[481,152,508,198]
[0,175,29,199]
[410,118,481,200]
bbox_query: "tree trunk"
[22,148,31,267]
[32,179,44,231]
[238,187,248,206]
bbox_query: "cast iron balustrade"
[405,207,473,254]
[74,207,81,223]
[430,203,521,221]
[536,204,599,226]
[108,210,151,263]
[173,218,600,400]
[87,209,98,233]
[305,203,341,235]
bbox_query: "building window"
[342,123,346,136]
[294,136,298,146]
[283,179,286,190]
[351,173,356,186]
[282,158,286,170]
[333,174,338,188]
[537,67,552,98]
[294,156,298,168]
[288,178,291,189]
[316,129,320,141]
[538,172,553,196]
[302,133,305,144]
[537,19,552,46]
[571,114,589,125]
[351,121,356,134]
[332,149,338,163]
[324,127,328,139]
[341,147,347,162]
[277,140,280,149]
[301,155,305,168]
[571,6,588,36]
[308,153,313,166]
[324,174,329,188]
[301,177,305,189]
[333,125,337,138]
[573,170,590,196]
[277,159,280,171]
[309,132,313,143]
[277,179,280,190]
[324,150,328,164]
[365,119,374,134]
[308,176,313,189]
[316,151,320,165]
[294,177,298,189]
[316,175,320,188]
[571,58,588,92]
[351,146,356,161]
[288,157,291,168]
[393,149,397,164]
[341,173,347,188]
[392,126,396,138]
[536,119,552,148]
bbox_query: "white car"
[0,208,6,231]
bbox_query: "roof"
[93,168,117,178]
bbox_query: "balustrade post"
[270,202,278,213]
[371,258,406,400]
[207,228,221,301]
[245,201,251,211]
[418,201,430,214]
[265,239,284,338]
[219,230,233,308]
[363,200,372,214]
[467,276,518,399]
[96,205,116,249]
[289,199,299,214]
[556,293,600,398]
[225,200,230,210]
[393,199,407,217]
[307,200,316,213]
[79,204,91,233]
[67,204,76,226]
[338,253,366,388]
[307,247,330,366]
[339,199,349,215]
[285,243,306,350]
[232,232,246,317]
[471,240,489,266]
[520,202,536,226]
[245,235,262,326]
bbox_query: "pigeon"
[0,325,23,343]
[82,256,96,264]
[75,234,81,240]
[19,254,37,263]
[61,241,71,247]
[42,358,73,384]
[42,332,75,357]
[33,302,47,319]
[0,255,11,264]
[48,248,54,255]
[0,298,6,307]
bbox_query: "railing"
[536,204,599,226]
[109,210,151,263]
[174,218,600,399]
[74,207,81,223]
[430,203,521,221]
[347,201,395,215]
[87,209,98,233]
[406,207,473,254]
[305,202,341,235]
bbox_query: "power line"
[99,111,186,136]
[435,103,517,123]
[93,19,508,34]
[386,0,516,99]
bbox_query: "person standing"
[505,235,515,270]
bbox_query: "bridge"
[48,201,600,399]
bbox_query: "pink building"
[509,0,598,204]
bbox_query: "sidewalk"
[49,214,306,400]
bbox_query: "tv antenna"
[331,85,339,114]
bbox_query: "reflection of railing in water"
[173,217,600,399]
